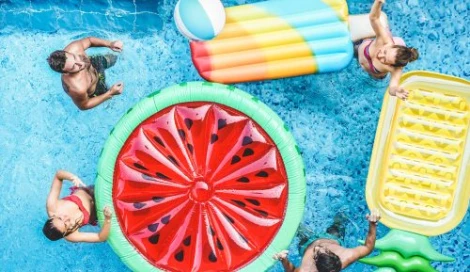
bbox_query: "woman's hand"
[366,209,381,225]
[69,175,86,187]
[272,250,289,261]
[103,206,113,221]
[395,86,409,101]
[109,40,123,52]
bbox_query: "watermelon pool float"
[95,82,306,271]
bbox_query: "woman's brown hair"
[392,45,419,67]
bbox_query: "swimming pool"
[0,0,468,271]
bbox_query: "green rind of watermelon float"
[95,82,306,272]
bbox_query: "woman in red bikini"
[43,170,112,242]
[356,0,419,100]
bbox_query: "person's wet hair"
[43,218,64,241]
[391,45,419,67]
[314,249,342,272]
[47,50,67,73]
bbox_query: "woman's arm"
[388,68,409,100]
[369,0,391,43]
[46,170,78,216]
[65,207,113,243]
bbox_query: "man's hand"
[109,40,123,52]
[376,0,385,3]
[366,209,381,225]
[109,82,124,96]
[103,206,113,220]
[272,250,289,261]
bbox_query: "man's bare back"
[47,37,125,110]
[273,210,381,272]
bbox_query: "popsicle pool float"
[94,82,306,271]
[190,0,353,83]
[362,71,470,271]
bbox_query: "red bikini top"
[62,195,93,226]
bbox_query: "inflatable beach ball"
[174,0,226,41]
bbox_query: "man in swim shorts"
[47,37,125,110]
[273,210,381,272]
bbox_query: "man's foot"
[327,212,347,239]
[104,54,117,69]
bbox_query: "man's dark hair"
[47,50,67,73]
[43,218,64,241]
[314,249,342,272]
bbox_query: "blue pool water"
[0,0,468,271]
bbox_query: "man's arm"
[280,258,297,272]
[340,211,380,268]
[273,250,297,272]
[70,89,113,111]
[64,37,122,52]
[67,82,123,111]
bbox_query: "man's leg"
[103,54,117,69]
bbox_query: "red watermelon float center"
[113,102,288,271]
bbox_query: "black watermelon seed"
[175,250,184,262]
[154,136,165,147]
[242,148,254,157]
[184,118,193,130]
[210,134,218,144]
[232,200,246,207]
[161,215,171,224]
[231,155,241,164]
[183,236,191,246]
[246,198,260,206]
[187,143,194,154]
[209,251,217,262]
[218,119,227,130]
[209,226,216,236]
[148,223,159,232]
[237,177,249,183]
[156,172,170,180]
[134,163,148,171]
[178,129,186,140]
[223,213,235,224]
[256,171,268,177]
[133,202,146,209]
[142,174,156,181]
[149,233,159,244]
[242,136,253,146]
[167,155,179,166]
[152,196,164,203]
[216,239,224,250]
[255,209,268,217]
